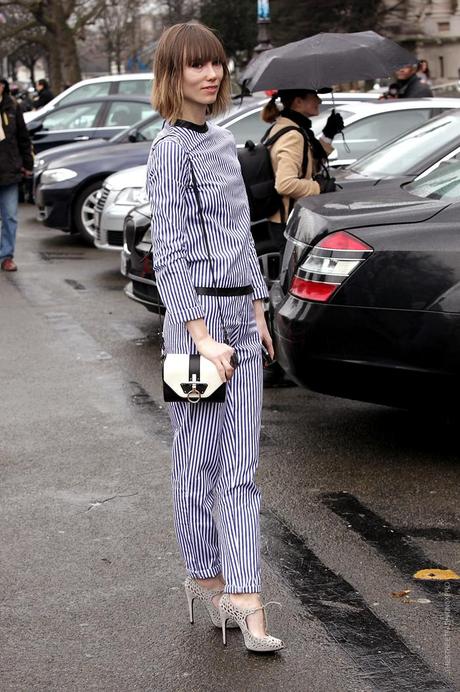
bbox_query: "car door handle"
[73,135,90,141]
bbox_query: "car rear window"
[58,82,111,105]
[105,101,153,127]
[117,79,152,96]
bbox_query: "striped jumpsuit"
[146,120,269,593]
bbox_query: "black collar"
[281,108,312,131]
[174,119,208,133]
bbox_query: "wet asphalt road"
[1,206,459,692]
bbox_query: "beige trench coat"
[268,115,334,223]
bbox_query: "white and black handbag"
[161,157,239,405]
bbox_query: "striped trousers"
[164,295,262,593]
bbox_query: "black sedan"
[270,156,460,409]
[28,95,152,152]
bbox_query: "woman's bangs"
[183,27,227,66]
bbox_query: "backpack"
[238,125,309,223]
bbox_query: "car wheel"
[73,180,103,246]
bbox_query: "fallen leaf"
[391,590,411,598]
[413,568,460,581]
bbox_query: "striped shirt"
[146,120,269,325]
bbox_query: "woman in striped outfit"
[146,23,283,653]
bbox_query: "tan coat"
[268,115,334,223]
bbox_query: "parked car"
[33,97,266,244]
[36,96,460,246]
[334,108,460,192]
[28,95,152,153]
[96,98,460,253]
[95,166,147,250]
[24,73,154,123]
[269,155,460,409]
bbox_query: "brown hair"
[261,89,316,123]
[152,22,231,123]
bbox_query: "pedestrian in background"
[33,79,54,110]
[0,78,33,272]
[146,22,284,652]
[417,59,432,86]
[261,90,343,254]
[384,64,433,99]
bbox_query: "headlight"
[40,168,78,184]
[114,187,148,206]
[34,158,46,170]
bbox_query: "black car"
[270,156,460,409]
[334,108,460,193]
[28,95,152,153]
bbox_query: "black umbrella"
[242,31,416,92]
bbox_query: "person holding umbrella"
[261,89,344,253]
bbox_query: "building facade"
[384,0,460,81]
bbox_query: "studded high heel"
[184,576,237,628]
[219,593,284,652]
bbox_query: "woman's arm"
[147,138,204,325]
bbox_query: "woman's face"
[294,93,321,118]
[182,60,224,109]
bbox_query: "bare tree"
[0,0,106,91]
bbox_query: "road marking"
[321,492,459,621]
[261,510,455,692]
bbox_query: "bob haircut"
[152,22,231,123]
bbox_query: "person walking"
[385,64,433,99]
[0,78,34,272]
[33,79,54,110]
[146,22,284,652]
[261,90,343,254]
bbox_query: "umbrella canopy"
[243,31,417,92]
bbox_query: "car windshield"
[350,112,460,177]
[406,153,460,200]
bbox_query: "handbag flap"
[163,354,225,398]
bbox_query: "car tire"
[73,180,104,246]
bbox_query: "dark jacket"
[0,94,34,186]
[35,87,54,109]
[396,74,433,98]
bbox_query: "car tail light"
[289,231,373,303]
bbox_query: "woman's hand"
[196,335,235,382]
[253,300,275,360]
[186,318,235,381]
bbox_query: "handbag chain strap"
[188,157,229,345]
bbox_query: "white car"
[95,166,147,250]
[24,73,153,123]
[95,97,460,251]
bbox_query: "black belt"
[195,285,253,297]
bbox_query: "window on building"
[437,22,450,31]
